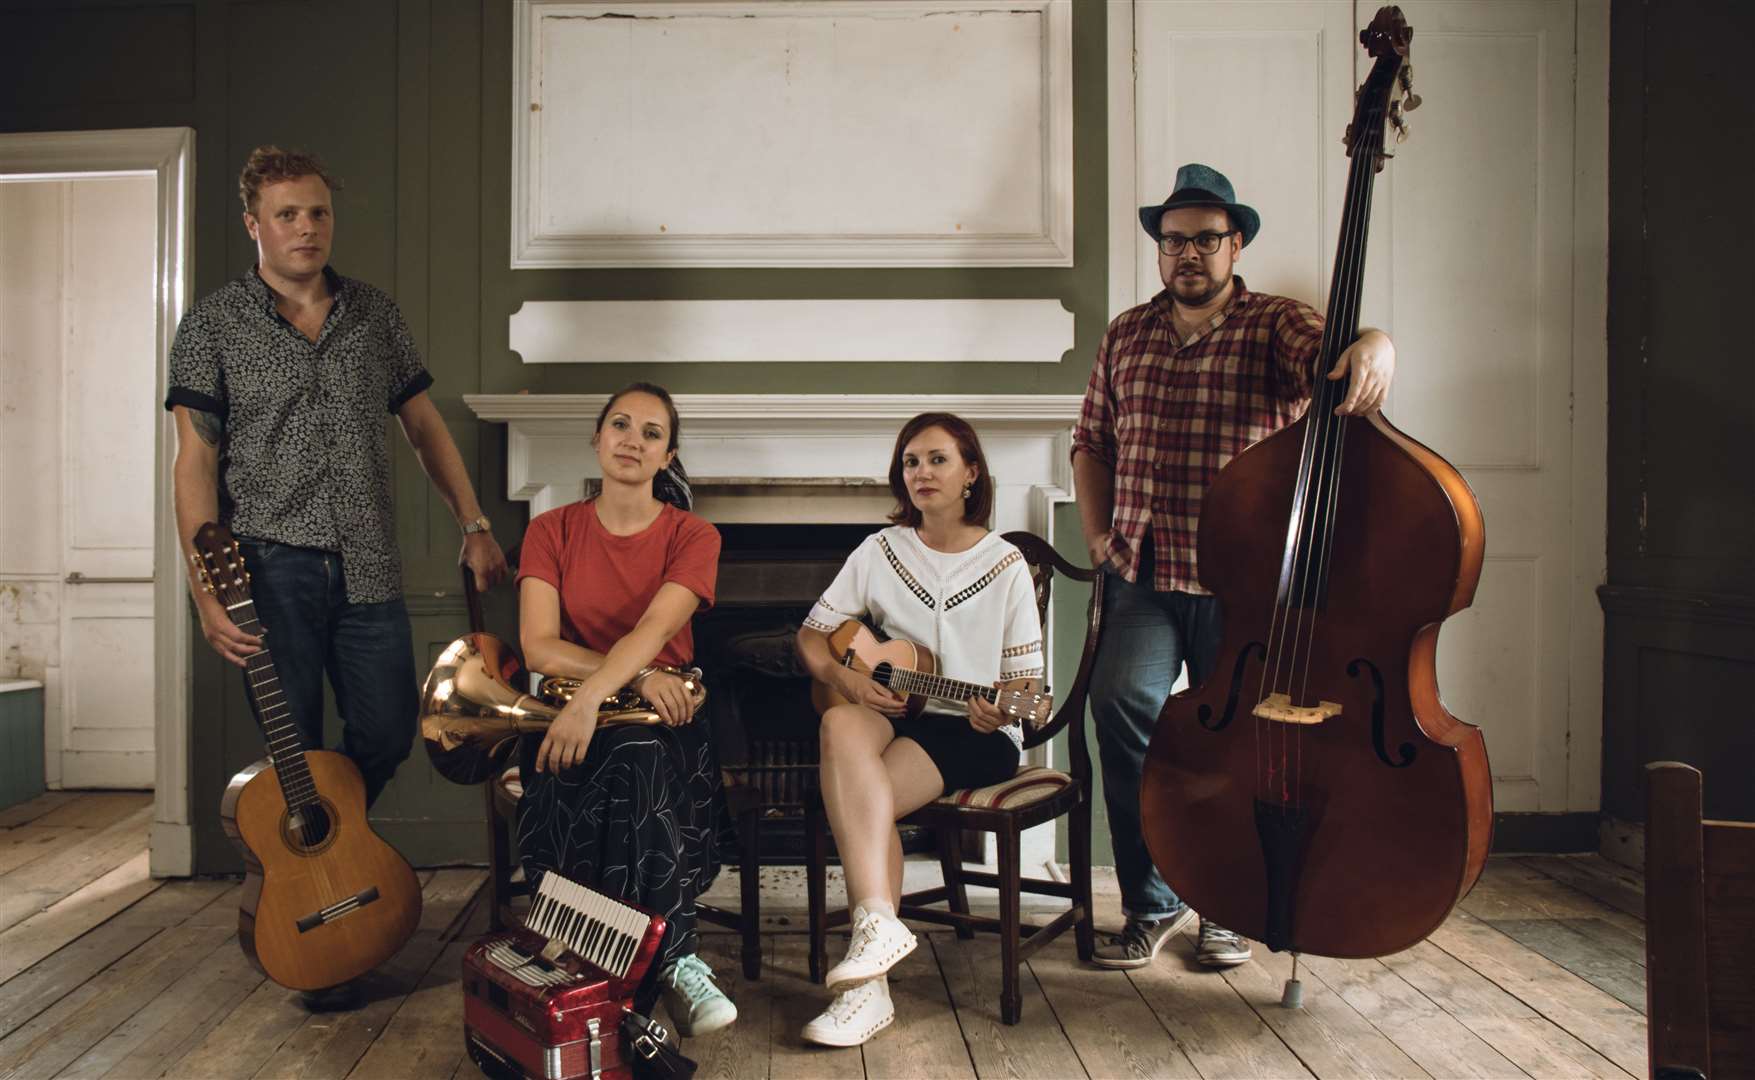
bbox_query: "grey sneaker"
[1090,904,1195,969]
[1195,919,1253,967]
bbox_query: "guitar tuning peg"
[1404,92,1422,112]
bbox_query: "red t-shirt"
[516,500,721,667]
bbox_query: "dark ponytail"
[653,459,693,511]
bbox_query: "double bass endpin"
[1280,953,1305,1009]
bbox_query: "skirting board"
[1491,811,1600,854]
[509,298,1076,364]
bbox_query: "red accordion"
[464,873,667,1080]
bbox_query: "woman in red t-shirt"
[514,382,735,1036]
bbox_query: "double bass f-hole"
[1348,657,1416,768]
[1198,641,1267,732]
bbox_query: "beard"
[1168,263,1232,307]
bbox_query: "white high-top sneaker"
[802,979,893,1047]
[823,909,916,990]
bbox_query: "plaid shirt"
[1073,277,1324,594]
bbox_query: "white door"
[61,176,159,788]
[1128,0,1606,815]
[0,176,158,789]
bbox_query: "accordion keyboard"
[485,873,655,986]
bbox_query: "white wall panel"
[513,0,1073,266]
[509,298,1075,364]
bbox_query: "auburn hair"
[886,412,993,527]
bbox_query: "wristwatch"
[461,515,492,535]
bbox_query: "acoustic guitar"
[193,522,422,991]
[810,618,1053,730]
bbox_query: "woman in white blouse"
[795,412,1045,1047]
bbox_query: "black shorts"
[888,711,1019,792]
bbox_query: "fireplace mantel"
[464,394,1086,533]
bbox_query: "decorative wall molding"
[511,0,1074,267]
[509,298,1075,365]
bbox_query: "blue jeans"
[1090,556,1222,920]
[238,540,417,807]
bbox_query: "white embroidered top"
[805,527,1046,749]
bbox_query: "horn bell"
[420,632,555,785]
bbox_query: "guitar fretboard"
[231,600,318,810]
[871,664,997,707]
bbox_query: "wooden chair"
[462,554,767,979]
[1645,761,1755,1080]
[805,530,1104,1023]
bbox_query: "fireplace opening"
[700,522,937,864]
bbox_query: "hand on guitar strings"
[1327,328,1397,416]
[835,667,907,718]
[536,695,600,773]
[637,669,695,726]
[966,689,1007,735]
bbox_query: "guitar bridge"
[296,885,381,932]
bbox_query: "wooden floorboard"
[1028,934,1200,1079]
[1128,929,1315,1078]
[0,806,154,935]
[1380,940,1631,1078]
[1221,943,1428,1079]
[0,793,79,829]
[1295,951,1524,1078]
[1427,910,1648,1078]
[4,795,1658,1080]
[934,935,1087,1079]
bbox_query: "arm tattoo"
[190,409,224,448]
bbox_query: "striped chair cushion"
[936,765,1071,812]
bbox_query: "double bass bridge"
[1252,693,1342,726]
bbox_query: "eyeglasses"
[1157,230,1237,256]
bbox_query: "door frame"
[0,128,195,875]
[1104,1,1610,817]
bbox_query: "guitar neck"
[231,599,318,809]
[876,664,996,708]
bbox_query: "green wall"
[1599,0,1755,825]
[1,0,1115,871]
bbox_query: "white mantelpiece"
[465,393,1085,875]
[464,394,1084,539]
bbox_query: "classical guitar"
[194,523,422,991]
[810,618,1053,730]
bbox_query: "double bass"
[1140,6,1491,963]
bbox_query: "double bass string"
[1290,75,1397,810]
[1260,80,1392,812]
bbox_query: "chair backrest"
[1645,761,1755,1080]
[999,531,1105,765]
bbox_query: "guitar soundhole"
[280,798,340,855]
[871,662,894,689]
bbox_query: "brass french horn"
[419,632,705,785]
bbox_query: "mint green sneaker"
[660,953,738,1036]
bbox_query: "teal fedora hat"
[1138,163,1260,248]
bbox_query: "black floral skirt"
[516,718,724,970]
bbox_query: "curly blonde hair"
[238,145,341,214]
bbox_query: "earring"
[962,484,972,500]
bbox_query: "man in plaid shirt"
[1075,164,1396,971]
